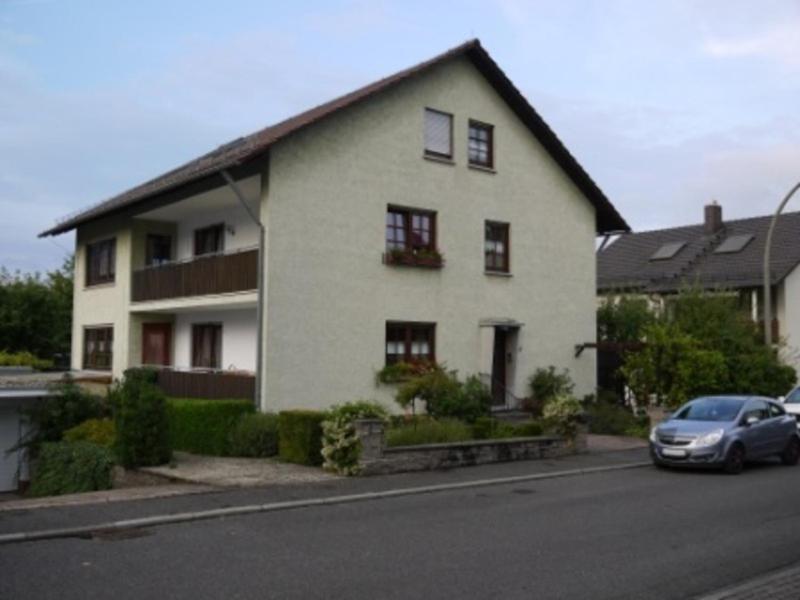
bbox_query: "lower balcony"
[154,368,255,401]
[132,247,258,303]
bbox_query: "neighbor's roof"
[597,211,800,292]
[40,39,629,237]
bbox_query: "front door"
[142,323,172,367]
[491,329,507,406]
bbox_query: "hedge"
[29,441,114,497]
[168,398,254,456]
[63,418,116,449]
[279,410,326,466]
[228,413,279,458]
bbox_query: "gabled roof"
[597,211,800,293]
[40,39,629,237]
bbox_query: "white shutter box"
[424,109,452,157]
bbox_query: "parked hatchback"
[779,386,800,428]
[650,396,800,474]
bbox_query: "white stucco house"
[598,202,800,374]
[40,40,629,412]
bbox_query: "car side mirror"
[778,396,786,403]
[744,416,760,427]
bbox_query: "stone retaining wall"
[354,419,587,476]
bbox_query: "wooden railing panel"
[132,249,258,302]
[155,370,255,400]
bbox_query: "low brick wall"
[354,419,587,476]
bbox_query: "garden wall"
[354,419,587,476]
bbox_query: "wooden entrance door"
[491,328,507,406]
[142,323,172,366]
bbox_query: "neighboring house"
[40,40,629,412]
[597,202,800,371]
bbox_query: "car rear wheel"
[723,444,745,475]
[780,437,800,466]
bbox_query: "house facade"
[597,203,800,373]
[42,40,629,412]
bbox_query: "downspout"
[220,169,265,411]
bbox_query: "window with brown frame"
[485,221,510,273]
[194,224,224,257]
[192,323,222,369]
[85,238,116,286]
[83,326,113,370]
[386,207,436,252]
[424,108,453,159]
[468,120,494,168]
[145,234,172,267]
[385,322,436,366]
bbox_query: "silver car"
[650,396,800,474]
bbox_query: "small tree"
[112,369,171,468]
[597,295,654,343]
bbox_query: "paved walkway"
[697,562,800,599]
[141,452,338,487]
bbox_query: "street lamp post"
[763,181,800,346]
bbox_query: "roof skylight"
[650,241,686,261]
[714,234,754,254]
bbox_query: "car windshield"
[786,389,800,404]
[673,398,745,422]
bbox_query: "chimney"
[704,201,723,234]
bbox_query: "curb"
[0,460,650,545]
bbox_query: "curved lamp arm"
[764,181,800,346]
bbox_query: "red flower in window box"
[385,248,444,268]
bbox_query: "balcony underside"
[130,291,257,313]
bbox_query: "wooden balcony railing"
[132,248,258,302]
[155,369,255,400]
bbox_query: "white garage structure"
[0,390,50,493]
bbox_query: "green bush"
[168,399,254,456]
[586,401,640,436]
[395,370,491,423]
[321,400,389,475]
[112,374,171,468]
[0,350,53,370]
[20,379,107,455]
[529,367,575,406]
[385,418,473,447]
[542,395,584,440]
[29,441,114,497]
[514,421,544,437]
[228,413,279,458]
[279,410,326,466]
[63,418,116,448]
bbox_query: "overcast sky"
[2,0,799,273]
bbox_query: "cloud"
[704,22,800,68]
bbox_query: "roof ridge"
[624,209,800,237]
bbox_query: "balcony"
[132,247,258,303]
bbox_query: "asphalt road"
[1,459,799,599]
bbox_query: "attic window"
[424,108,453,159]
[650,241,686,261]
[714,234,754,254]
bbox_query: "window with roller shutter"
[424,108,453,159]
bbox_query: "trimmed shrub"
[279,410,326,466]
[321,400,389,476]
[586,401,640,436]
[21,379,107,455]
[113,374,171,468]
[63,418,116,448]
[472,417,544,440]
[29,441,114,497]
[0,350,53,370]
[228,412,279,458]
[168,399,254,456]
[385,418,473,447]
